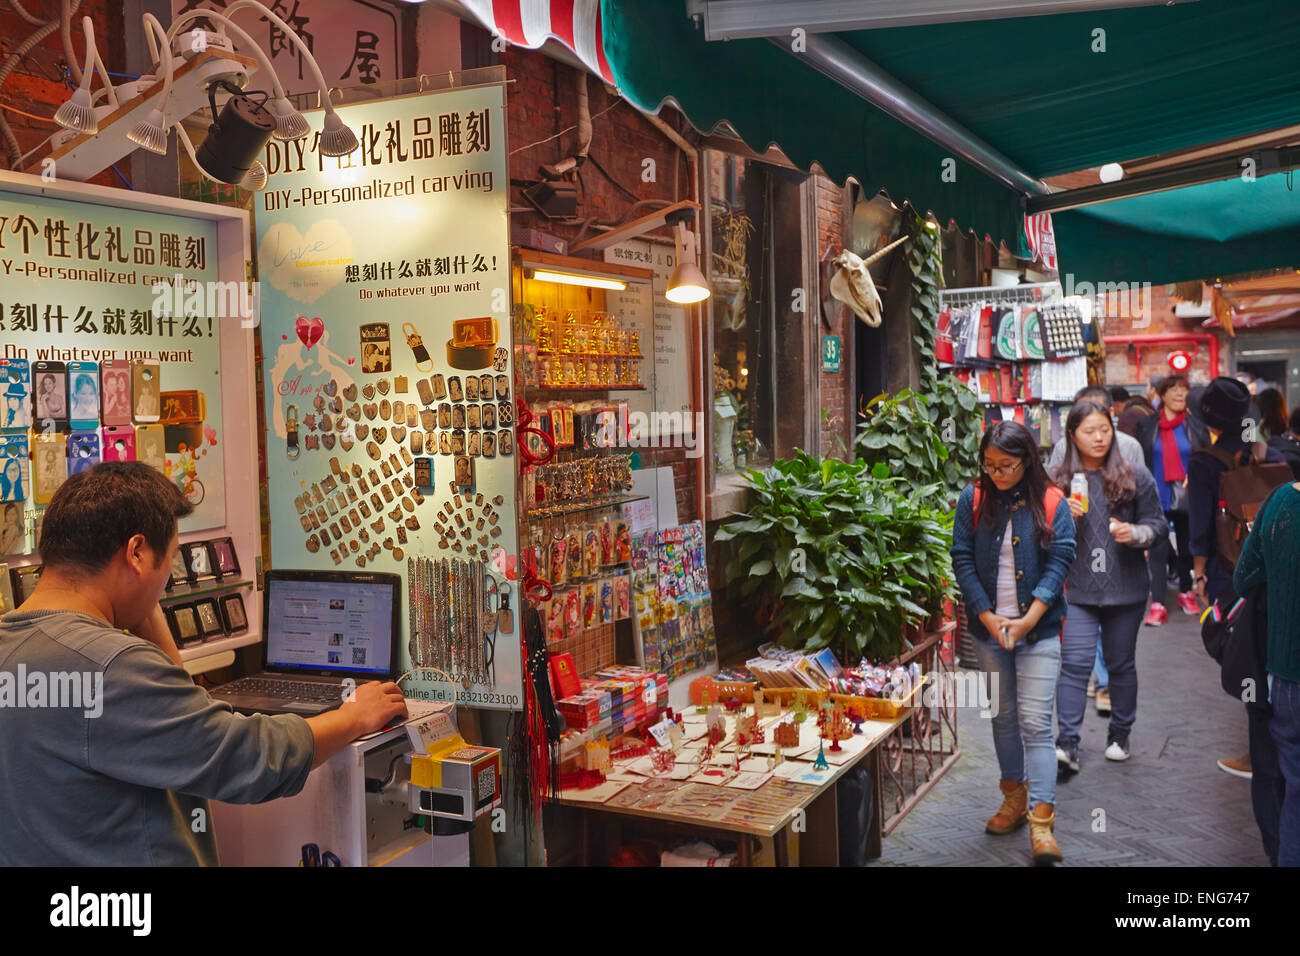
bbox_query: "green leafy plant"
[716,451,955,662]
[854,381,981,505]
[908,212,943,396]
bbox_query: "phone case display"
[630,522,717,679]
[514,305,644,391]
[1,359,31,429]
[256,82,520,709]
[938,283,1091,449]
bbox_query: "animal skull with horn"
[829,234,910,328]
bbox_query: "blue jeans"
[974,635,1061,807]
[1093,639,1108,690]
[1058,602,1144,748]
[1271,676,1300,867]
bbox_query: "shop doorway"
[1234,333,1300,412]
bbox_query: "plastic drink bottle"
[1071,472,1089,513]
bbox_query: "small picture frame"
[208,537,239,579]
[167,547,190,591]
[219,593,248,633]
[11,563,41,603]
[167,603,203,647]
[183,541,214,582]
[194,598,225,638]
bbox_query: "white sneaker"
[1105,740,1131,761]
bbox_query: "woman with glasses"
[1051,401,1166,771]
[951,421,1077,865]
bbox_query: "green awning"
[600,0,1300,283]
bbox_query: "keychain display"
[360,322,393,373]
[401,323,434,372]
[529,454,633,512]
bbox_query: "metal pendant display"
[285,404,299,458]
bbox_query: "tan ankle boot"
[985,779,1028,834]
[1029,803,1062,864]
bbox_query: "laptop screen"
[264,572,397,676]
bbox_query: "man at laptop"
[0,462,407,865]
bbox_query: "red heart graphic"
[347,358,355,365]
[295,316,324,349]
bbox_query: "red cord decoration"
[516,397,556,469]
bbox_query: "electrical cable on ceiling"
[0,0,83,168]
[508,99,622,156]
[0,102,56,123]
[584,151,642,202]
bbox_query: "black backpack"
[1200,483,1286,713]
[1201,579,1270,713]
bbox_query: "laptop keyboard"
[216,677,342,703]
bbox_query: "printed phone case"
[0,434,30,501]
[32,361,68,428]
[101,425,136,462]
[67,432,101,474]
[0,358,32,430]
[135,424,165,471]
[32,434,67,504]
[99,360,133,426]
[67,361,100,430]
[131,359,161,423]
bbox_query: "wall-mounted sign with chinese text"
[255,83,520,710]
[0,189,228,554]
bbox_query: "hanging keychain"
[402,323,434,372]
[286,404,300,459]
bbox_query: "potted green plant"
[715,451,954,663]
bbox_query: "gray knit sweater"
[1063,467,1167,607]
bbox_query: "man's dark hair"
[1108,386,1131,405]
[1073,384,1112,409]
[39,462,193,571]
[1289,405,1300,434]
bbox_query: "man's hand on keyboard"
[340,681,408,736]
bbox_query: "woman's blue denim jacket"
[950,480,1077,644]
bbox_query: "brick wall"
[815,175,853,457]
[1095,282,1224,387]
[502,47,700,523]
[1,2,125,188]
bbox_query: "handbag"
[1168,479,1188,513]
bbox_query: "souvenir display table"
[555,707,911,866]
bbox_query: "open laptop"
[210,569,402,716]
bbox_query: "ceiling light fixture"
[126,15,175,155]
[54,17,118,135]
[666,222,711,304]
[527,268,627,291]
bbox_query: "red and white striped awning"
[454,0,615,83]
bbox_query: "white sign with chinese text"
[603,239,691,433]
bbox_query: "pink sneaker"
[1143,602,1168,626]
[1177,591,1201,616]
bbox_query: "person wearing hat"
[1188,376,1288,788]
[3,381,27,430]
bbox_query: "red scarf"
[1157,411,1187,482]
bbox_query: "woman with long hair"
[1051,401,1166,771]
[1134,374,1198,623]
[951,421,1076,864]
[1257,387,1289,441]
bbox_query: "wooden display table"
[555,708,911,866]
